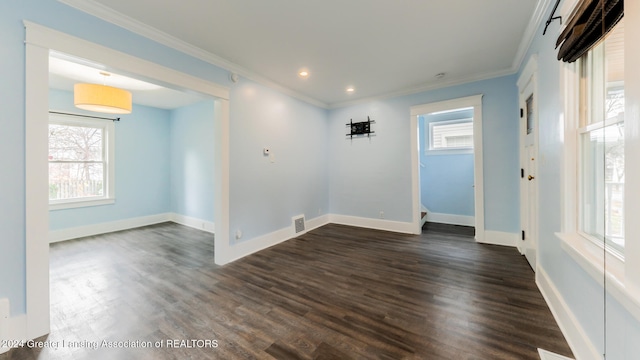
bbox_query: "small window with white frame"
[48,113,115,210]
[428,118,474,152]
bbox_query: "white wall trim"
[328,214,415,234]
[224,215,330,264]
[25,36,51,341]
[23,21,229,101]
[426,212,475,227]
[478,230,518,248]
[213,99,231,265]
[0,315,27,355]
[538,348,575,360]
[59,0,529,111]
[24,21,230,343]
[48,213,216,243]
[48,213,172,243]
[537,266,601,360]
[331,69,512,110]
[512,0,552,72]
[57,0,327,109]
[410,95,485,242]
[170,213,215,234]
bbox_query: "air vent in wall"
[292,215,306,234]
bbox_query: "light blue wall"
[419,109,475,216]
[0,0,329,315]
[48,89,171,230]
[229,79,330,242]
[170,100,215,222]
[0,1,26,318]
[328,75,518,231]
[520,2,640,359]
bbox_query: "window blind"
[556,0,623,63]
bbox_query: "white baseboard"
[478,230,518,247]
[328,214,415,234]
[170,213,215,234]
[426,212,475,227]
[538,348,574,360]
[225,214,330,263]
[0,314,27,355]
[49,213,172,243]
[48,213,218,243]
[537,266,600,360]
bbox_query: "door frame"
[517,54,539,270]
[410,95,485,241]
[24,21,231,340]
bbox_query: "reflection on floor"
[2,222,572,359]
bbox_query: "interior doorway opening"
[25,22,230,341]
[410,95,485,241]
[418,106,476,235]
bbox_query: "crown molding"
[59,0,544,111]
[57,0,329,109]
[328,67,515,110]
[512,0,552,73]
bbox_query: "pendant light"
[74,72,132,114]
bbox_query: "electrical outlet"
[235,230,242,240]
[379,211,384,219]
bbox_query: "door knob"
[528,175,535,181]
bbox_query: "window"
[578,19,625,257]
[429,119,474,151]
[48,113,115,210]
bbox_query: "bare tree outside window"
[49,122,106,201]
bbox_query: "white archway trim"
[24,21,229,100]
[24,21,230,340]
[409,95,485,241]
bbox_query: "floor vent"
[292,215,306,234]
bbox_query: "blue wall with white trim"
[419,109,475,217]
[48,89,171,230]
[328,75,519,232]
[0,0,329,315]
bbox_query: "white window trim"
[556,10,640,321]
[48,112,115,210]
[426,118,474,155]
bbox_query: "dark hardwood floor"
[1,222,573,359]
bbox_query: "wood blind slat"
[556,0,623,63]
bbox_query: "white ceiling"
[49,54,207,110]
[60,0,541,107]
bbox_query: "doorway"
[418,107,476,232]
[24,22,230,341]
[410,95,485,241]
[517,55,539,271]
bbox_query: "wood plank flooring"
[1,222,573,359]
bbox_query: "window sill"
[556,232,640,322]
[49,198,115,211]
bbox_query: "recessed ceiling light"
[298,70,309,78]
[346,87,355,93]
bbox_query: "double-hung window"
[577,19,625,258]
[48,113,115,210]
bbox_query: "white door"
[518,61,538,271]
